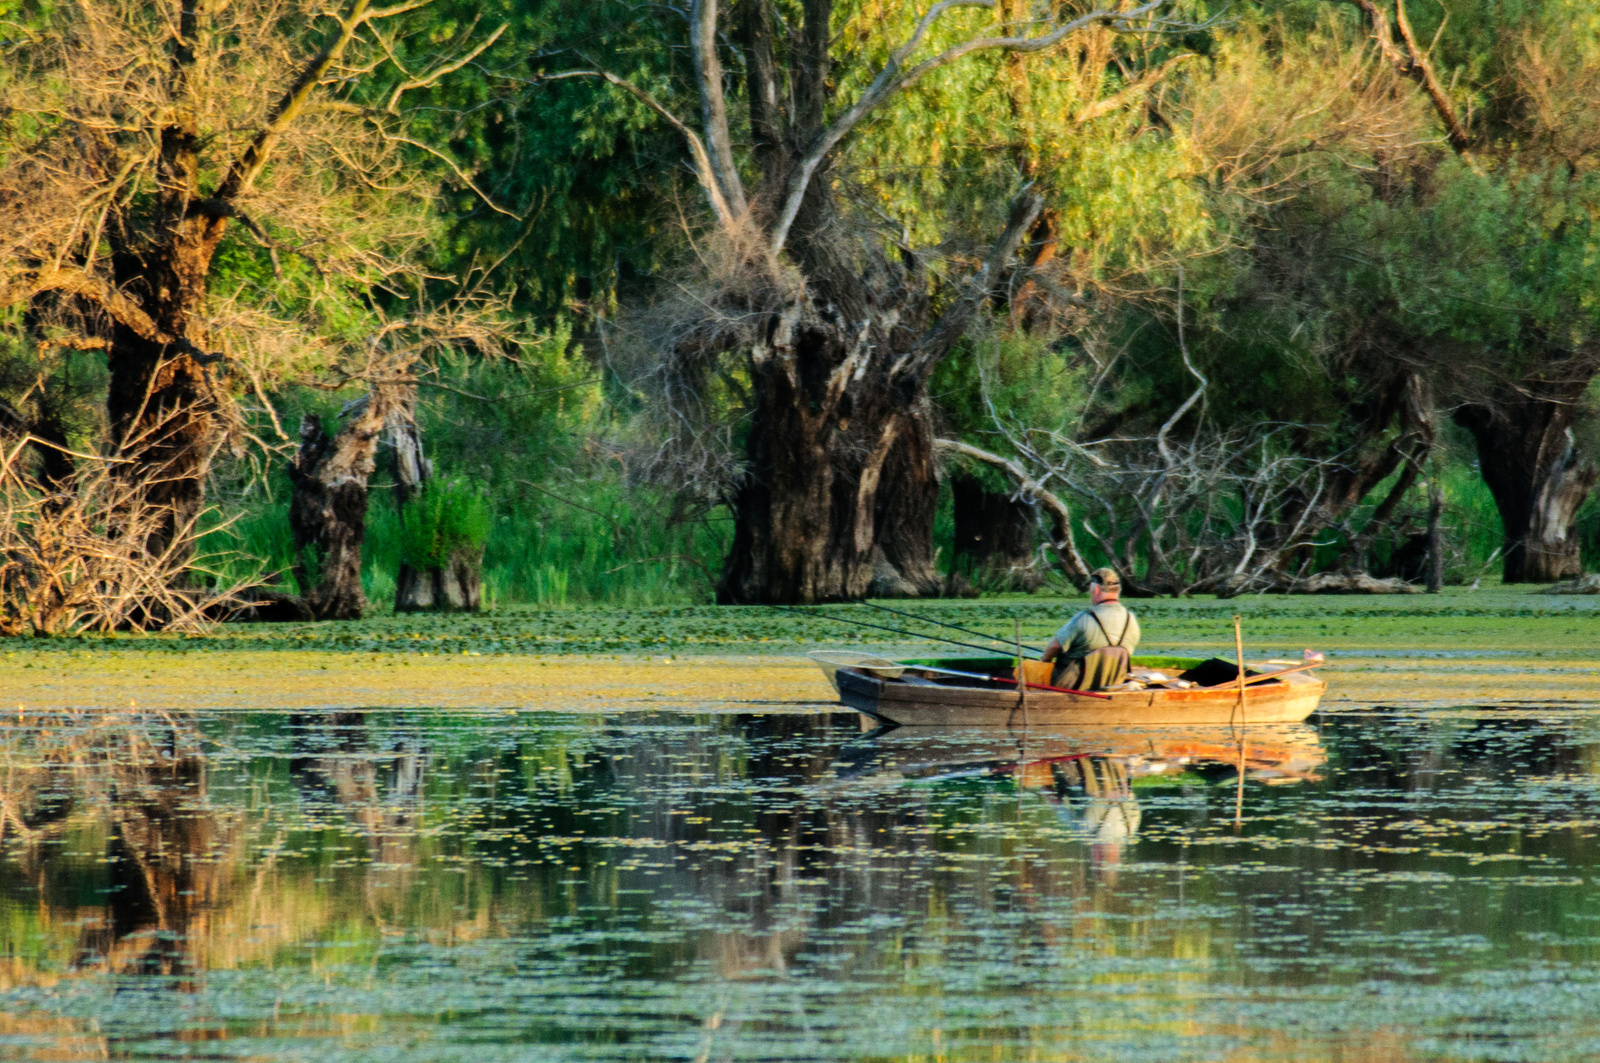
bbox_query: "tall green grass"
[1439,465,1506,576]
[207,476,725,612]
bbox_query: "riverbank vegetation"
[5,0,1600,627]
[3,582,1596,659]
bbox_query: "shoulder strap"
[1089,605,1130,646]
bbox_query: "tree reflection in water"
[0,708,1598,1062]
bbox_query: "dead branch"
[933,437,1092,588]
[1341,0,1471,151]
[536,70,739,231]
[0,434,260,636]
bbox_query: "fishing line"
[853,600,1046,656]
[771,605,1042,659]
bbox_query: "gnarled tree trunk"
[717,309,940,602]
[715,196,1041,603]
[288,390,396,620]
[103,106,228,558]
[1456,397,1598,582]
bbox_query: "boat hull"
[837,667,1325,726]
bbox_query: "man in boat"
[1040,567,1141,690]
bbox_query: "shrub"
[399,479,492,570]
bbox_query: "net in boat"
[806,650,906,692]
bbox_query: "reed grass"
[206,476,724,610]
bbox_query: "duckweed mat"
[3,585,1596,710]
[3,708,1600,1061]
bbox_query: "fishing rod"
[773,605,1043,660]
[854,600,1046,657]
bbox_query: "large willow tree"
[528,0,1189,602]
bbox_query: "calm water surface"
[2,706,1599,1061]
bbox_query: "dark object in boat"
[1177,657,1274,687]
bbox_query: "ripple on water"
[0,708,1599,1060]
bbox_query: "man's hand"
[1042,638,1064,662]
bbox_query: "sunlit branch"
[768,0,1170,255]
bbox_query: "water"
[2,707,1599,1061]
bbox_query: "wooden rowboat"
[821,654,1326,726]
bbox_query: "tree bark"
[716,313,938,602]
[1426,478,1444,592]
[1456,399,1597,582]
[103,121,228,558]
[288,390,396,620]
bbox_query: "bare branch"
[935,437,1093,588]
[1156,269,1206,467]
[385,22,508,113]
[690,0,749,218]
[373,130,520,217]
[215,0,437,205]
[1074,52,1195,126]
[905,190,1043,375]
[13,267,160,340]
[1341,0,1470,151]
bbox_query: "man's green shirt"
[1052,601,1140,660]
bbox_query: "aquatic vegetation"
[2,708,1599,1060]
[1,583,1598,661]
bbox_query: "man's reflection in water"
[843,724,1330,885]
[1044,756,1142,883]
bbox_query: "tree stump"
[387,412,483,614]
[287,391,397,620]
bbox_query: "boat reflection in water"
[10,705,1600,1063]
[836,723,1327,879]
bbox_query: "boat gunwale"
[834,666,1326,725]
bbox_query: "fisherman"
[1041,566,1141,691]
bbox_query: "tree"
[1340,0,1600,580]
[0,0,504,569]
[530,0,1184,602]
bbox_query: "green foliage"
[399,479,492,570]
[395,0,694,317]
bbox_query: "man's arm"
[1043,613,1084,662]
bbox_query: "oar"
[1201,659,1325,690]
[855,600,1046,657]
